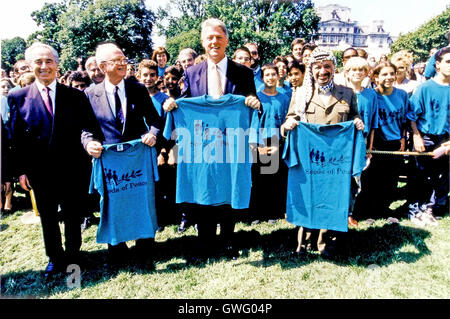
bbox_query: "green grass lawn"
[1,194,449,299]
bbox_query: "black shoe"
[137,255,155,271]
[107,243,129,266]
[319,248,336,260]
[224,245,239,260]
[186,255,207,266]
[293,248,307,258]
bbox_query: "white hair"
[85,56,98,70]
[95,43,122,67]
[25,42,59,64]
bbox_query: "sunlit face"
[292,44,303,60]
[311,60,335,86]
[262,68,279,88]
[302,49,313,65]
[30,47,58,86]
[202,25,229,63]
[376,66,396,90]
[138,67,158,89]
[288,67,304,88]
[179,53,195,70]
[276,61,287,79]
[246,44,259,64]
[101,48,127,81]
[342,50,358,65]
[87,62,105,84]
[436,53,450,78]
[233,50,252,68]
[394,63,408,78]
[127,64,135,77]
[346,66,368,85]
[15,61,30,76]
[164,73,179,91]
[156,53,167,68]
[0,81,11,96]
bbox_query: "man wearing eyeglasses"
[244,42,264,91]
[83,42,162,268]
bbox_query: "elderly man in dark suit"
[163,18,261,263]
[7,42,103,277]
[83,42,161,267]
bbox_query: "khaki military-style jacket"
[281,84,360,136]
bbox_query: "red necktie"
[43,87,53,117]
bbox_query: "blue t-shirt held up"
[163,94,260,209]
[90,139,159,245]
[283,121,366,232]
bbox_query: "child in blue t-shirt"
[249,63,291,223]
[360,62,409,218]
[406,47,450,220]
[137,59,178,228]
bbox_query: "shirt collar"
[104,78,125,94]
[208,56,227,73]
[35,79,57,92]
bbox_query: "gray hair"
[177,48,198,61]
[95,42,122,67]
[25,42,59,64]
[201,18,229,40]
[85,56,98,70]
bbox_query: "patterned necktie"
[210,63,224,97]
[114,86,124,132]
[43,87,53,117]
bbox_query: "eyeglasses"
[250,51,258,56]
[105,58,128,65]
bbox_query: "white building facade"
[315,4,393,58]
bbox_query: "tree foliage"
[390,6,450,62]
[28,0,155,71]
[1,37,27,72]
[156,0,320,64]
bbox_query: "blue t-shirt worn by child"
[257,91,290,140]
[90,139,159,245]
[163,94,260,209]
[356,88,379,137]
[407,79,449,136]
[283,121,366,232]
[375,88,409,141]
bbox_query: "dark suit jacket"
[180,58,257,98]
[83,78,161,145]
[7,82,102,185]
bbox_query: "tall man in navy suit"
[83,42,161,267]
[7,42,103,277]
[163,18,261,262]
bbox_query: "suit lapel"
[94,82,115,121]
[310,86,343,110]
[225,59,235,94]
[196,62,207,96]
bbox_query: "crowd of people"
[1,17,448,278]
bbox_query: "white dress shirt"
[35,79,57,115]
[104,79,127,118]
[207,57,227,98]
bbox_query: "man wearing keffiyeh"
[281,47,365,259]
